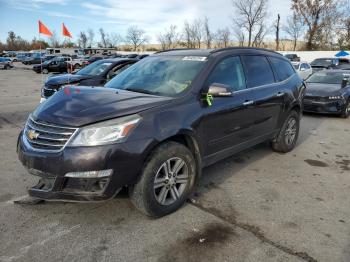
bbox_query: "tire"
[271,110,300,153]
[74,64,81,70]
[341,99,350,118]
[42,69,49,74]
[4,65,8,70]
[129,141,196,217]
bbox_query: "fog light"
[65,169,113,178]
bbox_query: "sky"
[0,0,293,44]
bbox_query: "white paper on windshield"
[182,56,207,62]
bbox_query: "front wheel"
[42,68,49,74]
[271,110,300,153]
[129,142,196,217]
[341,100,350,118]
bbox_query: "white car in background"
[292,61,313,80]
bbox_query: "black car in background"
[41,58,138,101]
[18,48,304,217]
[310,57,350,72]
[82,56,103,66]
[23,55,56,65]
[284,53,300,62]
[303,70,350,117]
[33,56,71,74]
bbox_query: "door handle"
[243,100,254,106]
[276,92,285,97]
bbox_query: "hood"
[45,74,92,87]
[33,86,173,127]
[305,82,342,96]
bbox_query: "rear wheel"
[271,110,300,153]
[74,64,81,70]
[129,142,196,217]
[42,68,49,74]
[341,99,350,118]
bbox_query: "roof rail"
[154,48,198,54]
[210,47,282,56]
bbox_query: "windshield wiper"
[125,87,154,95]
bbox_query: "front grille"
[304,96,328,102]
[24,116,77,152]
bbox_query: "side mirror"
[207,83,232,97]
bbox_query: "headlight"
[328,95,343,100]
[69,114,141,146]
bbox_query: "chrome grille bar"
[24,116,78,152]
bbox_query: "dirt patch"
[158,223,237,262]
[335,159,350,171]
[304,159,328,167]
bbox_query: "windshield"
[76,61,112,76]
[306,72,349,84]
[105,56,207,96]
[311,59,333,67]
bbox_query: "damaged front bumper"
[17,131,150,202]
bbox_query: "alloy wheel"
[153,157,189,206]
[284,117,297,146]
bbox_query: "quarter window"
[206,56,246,92]
[269,57,295,82]
[241,56,275,88]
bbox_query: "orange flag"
[62,23,72,38]
[38,20,53,37]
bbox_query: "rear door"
[240,55,284,136]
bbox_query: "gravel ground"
[0,67,349,262]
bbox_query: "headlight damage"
[69,114,141,146]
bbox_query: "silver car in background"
[292,61,313,80]
[0,57,13,70]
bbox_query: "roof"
[97,58,138,63]
[154,47,282,57]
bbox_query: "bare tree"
[233,26,245,46]
[157,25,180,50]
[87,29,94,48]
[203,16,213,48]
[78,31,88,48]
[292,0,339,50]
[182,21,196,48]
[232,0,269,47]
[252,23,268,47]
[99,28,108,48]
[283,13,304,51]
[275,14,281,51]
[109,33,122,49]
[192,19,203,48]
[125,26,148,51]
[215,28,231,48]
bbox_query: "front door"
[201,56,257,158]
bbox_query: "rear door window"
[269,57,295,82]
[206,56,246,92]
[241,56,275,88]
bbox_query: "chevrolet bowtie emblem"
[28,129,40,140]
